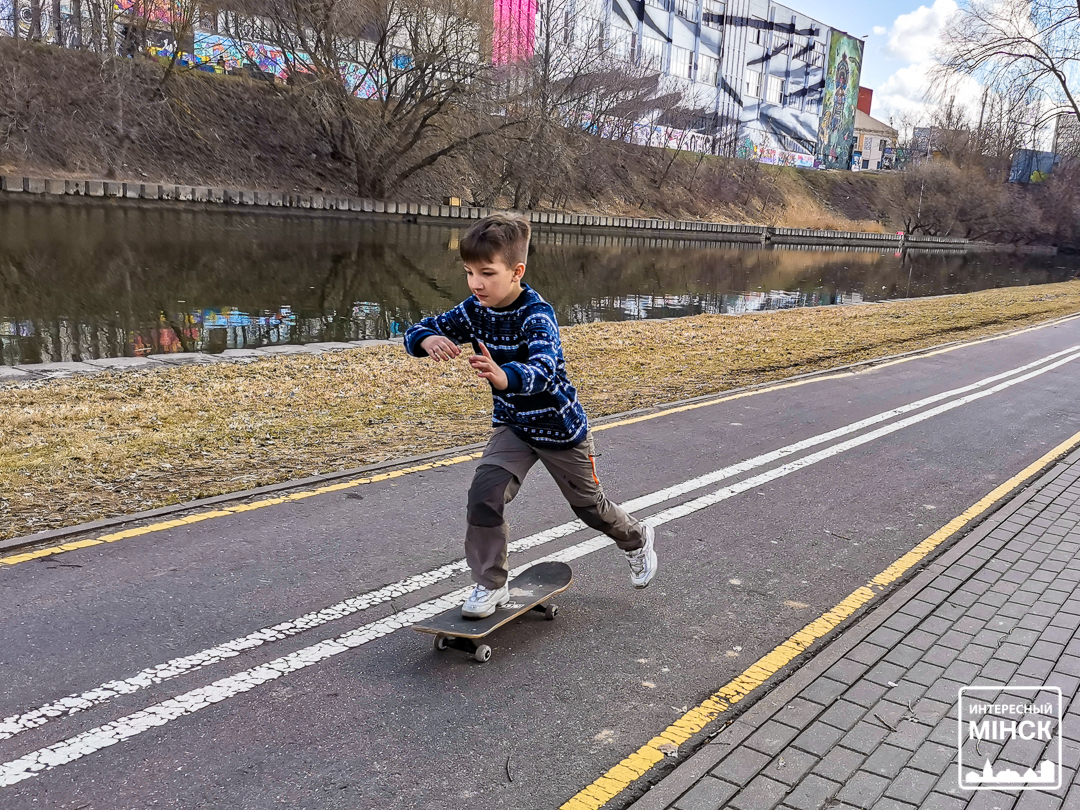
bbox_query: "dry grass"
[3,280,1080,541]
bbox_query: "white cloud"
[872,26,887,36]
[883,0,958,62]
[870,0,979,124]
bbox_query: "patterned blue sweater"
[404,284,589,450]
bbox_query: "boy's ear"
[514,262,526,280]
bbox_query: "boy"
[404,214,657,618]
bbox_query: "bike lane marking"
[2,350,1078,787]
[559,438,1080,810]
[3,346,1075,744]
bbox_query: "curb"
[4,309,1080,556]
[625,443,1080,810]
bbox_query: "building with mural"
[578,0,863,166]
[2,0,863,168]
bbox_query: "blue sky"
[792,0,961,125]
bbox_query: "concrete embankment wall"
[0,173,1011,251]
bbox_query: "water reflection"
[0,199,1076,365]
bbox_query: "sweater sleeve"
[500,308,562,395]
[403,302,473,358]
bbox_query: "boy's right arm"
[403,303,473,359]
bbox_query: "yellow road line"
[2,312,1079,569]
[559,427,1080,810]
[0,452,484,567]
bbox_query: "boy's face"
[465,255,525,309]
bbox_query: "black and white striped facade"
[594,0,860,162]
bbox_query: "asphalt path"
[3,315,1080,810]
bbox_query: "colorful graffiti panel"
[736,137,814,168]
[193,33,289,79]
[115,0,177,27]
[816,32,863,170]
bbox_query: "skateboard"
[414,561,572,663]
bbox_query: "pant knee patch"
[468,465,517,527]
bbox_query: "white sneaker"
[461,583,510,618]
[625,524,657,588]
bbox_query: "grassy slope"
[3,280,1079,541]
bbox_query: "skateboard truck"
[415,562,571,663]
[433,603,559,663]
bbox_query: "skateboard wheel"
[474,644,492,663]
[434,634,449,651]
[544,604,558,621]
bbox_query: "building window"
[862,159,870,169]
[792,33,808,59]
[765,74,783,104]
[640,35,666,71]
[775,25,791,52]
[880,138,888,153]
[610,28,633,60]
[702,0,723,28]
[698,53,719,85]
[674,0,699,22]
[752,18,766,45]
[811,42,826,67]
[744,68,762,97]
[645,0,670,10]
[671,45,693,78]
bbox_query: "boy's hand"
[420,335,461,361]
[468,341,508,390]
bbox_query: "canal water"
[1,199,1077,365]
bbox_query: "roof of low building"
[854,109,898,138]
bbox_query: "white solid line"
[2,349,1078,786]
[2,343,1078,745]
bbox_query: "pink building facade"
[492,0,537,64]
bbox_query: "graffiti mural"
[1,0,53,39]
[816,31,863,170]
[735,136,759,161]
[193,33,288,78]
[0,0,12,37]
[115,0,178,27]
[735,136,813,168]
[758,147,815,169]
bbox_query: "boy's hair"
[460,214,531,268]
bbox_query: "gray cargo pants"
[466,427,646,588]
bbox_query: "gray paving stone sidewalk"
[633,452,1080,810]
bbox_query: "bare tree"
[220,0,515,197]
[937,0,1080,128]
[161,0,201,77]
[82,0,120,53]
[490,0,688,209]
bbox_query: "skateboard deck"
[414,561,572,662]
